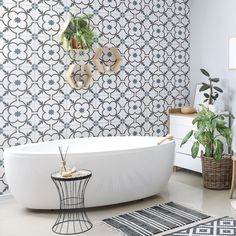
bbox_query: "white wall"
[190,0,236,114]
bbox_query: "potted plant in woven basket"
[181,104,234,190]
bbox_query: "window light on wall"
[229,37,236,69]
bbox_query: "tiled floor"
[1,169,236,236]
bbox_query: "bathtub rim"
[4,137,175,158]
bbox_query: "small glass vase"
[60,160,67,175]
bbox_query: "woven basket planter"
[201,153,232,190]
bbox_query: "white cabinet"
[169,109,202,173]
[169,108,229,173]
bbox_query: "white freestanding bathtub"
[4,136,175,209]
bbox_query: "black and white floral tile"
[0,0,190,194]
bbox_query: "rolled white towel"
[157,134,174,145]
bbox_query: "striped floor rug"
[102,202,210,236]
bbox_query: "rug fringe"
[173,201,217,218]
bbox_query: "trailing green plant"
[199,68,223,105]
[61,14,95,50]
[180,105,233,161]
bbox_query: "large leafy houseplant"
[180,105,232,160]
[199,69,223,105]
[61,15,95,50]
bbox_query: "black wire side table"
[51,170,92,235]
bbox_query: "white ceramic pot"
[208,104,216,113]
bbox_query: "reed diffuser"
[58,146,77,177]
[58,146,68,175]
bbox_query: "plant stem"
[209,80,213,104]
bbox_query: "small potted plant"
[61,14,95,50]
[181,104,233,189]
[199,69,223,112]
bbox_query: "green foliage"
[61,14,95,50]
[199,69,223,105]
[180,105,234,161]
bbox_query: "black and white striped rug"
[102,202,210,236]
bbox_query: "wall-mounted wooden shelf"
[65,64,93,89]
[93,47,122,74]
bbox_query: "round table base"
[52,212,93,235]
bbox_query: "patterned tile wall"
[0,0,190,194]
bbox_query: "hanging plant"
[61,14,95,50]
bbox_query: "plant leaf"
[71,19,75,27]
[191,141,199,159]
[81,35,87,48]
[217,127,232,148]
[180,130,193,147]
[192,113,206,125]
[214,86,223,93]
[213,93,219,100]
[210,78,219,83]
[199,84,210,92]
[213,139,223,161]
[204,93,209,98]
[219,112,235,120]
[215,118,226,129]
[200,131,212,146]
[200,68,210,77]
[194,125,206,140]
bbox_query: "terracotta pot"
[72,38,82,49]
[201,153,232,190]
